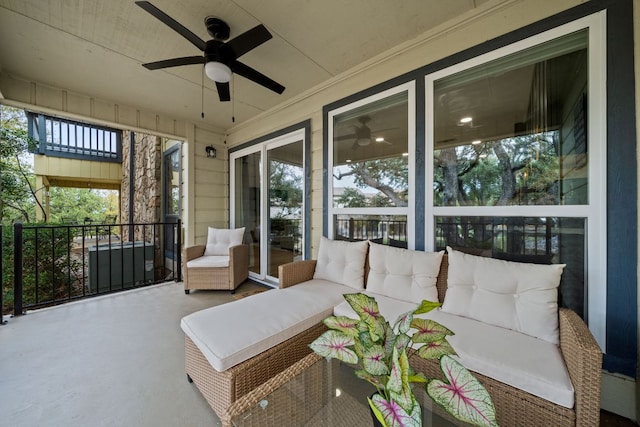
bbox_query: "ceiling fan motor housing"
[205,16,230,41]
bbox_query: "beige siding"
[34,155,122,185]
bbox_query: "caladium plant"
[309,293,498,427]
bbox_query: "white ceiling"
[0,0,490,131]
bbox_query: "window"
[328,83,415,248]
[426,14,606,347]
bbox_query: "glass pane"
[333,91,409,208]
[434,216,585,318]
[433,29,588,206]
[333,214,407,248]
[268,141,304,277]
[165,148,180,216]
[234,152,261,275]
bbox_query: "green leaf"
[323,315,359,337]
[417,339,457,359]
[413,300,441,315]
[427,356,498,427]
[411,318,454,343]
[309,330,358,364]
[355,369,385,389]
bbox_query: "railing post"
[175,219,182,282]
[13,222,23,316]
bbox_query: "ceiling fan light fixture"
[375,137,384,142]
[205,61,232,82]
[357,137,370,146]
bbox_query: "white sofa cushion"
[334,292,574,408]
[367,242,443,303]
[422,309,574,408]
[313,237,369,289]
[203,227,245,256]
[181,279,353,371]
[186,255,229,269]
[443,246,565,344]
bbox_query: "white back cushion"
[203,227,245,256]
[443,246,565,344]
[366,242,443,303]
[313,237,368,289]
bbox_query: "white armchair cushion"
[366,242,443,303]
[443,246,565,344]
[186,255,229,269]
[313,237,368,289]
[203,227,245,256]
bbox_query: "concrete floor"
[0,280,266,427]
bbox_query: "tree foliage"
[269,160,303,219]
[0,105,39,224]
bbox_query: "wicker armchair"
[183,227,249,294]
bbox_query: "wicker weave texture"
[183,244,249,292]
[185,323,327,424]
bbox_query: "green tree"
[334,157,409,207]
[0,105,40,224]
[269,160,303,219]
[49,188,116,223]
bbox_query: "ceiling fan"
[335,116,395,150]
[135,1,285,102]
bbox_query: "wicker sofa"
[181,238,602,426]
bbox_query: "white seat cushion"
[203,227,245,256]
[421,309,574,408]
[443,246,565,344]
[313,237,369,290]
[186,255,229,268]
[366,242,443,303]
[333,291,574,408]
[181,279,354,371]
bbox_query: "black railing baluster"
[34,227,39,305]
[67,226,72,300]
[13,223,23,316]
[176,219,182,282]
[51,226,55,305]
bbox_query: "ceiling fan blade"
[230,61,285,94]
[216,82,230,102]
[223,25,272,59]
[335,133,357,141]
[135,1,206,51]
[142,56,204,70]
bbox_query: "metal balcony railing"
[1,220,181,316]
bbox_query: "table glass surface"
[230,355,463,427]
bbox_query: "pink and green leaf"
[344,293,385,341]
[309,330,358,364]
[416,339,456,359]
[369,393,421,427]
[323,315,359,337]
[355,369,385,389]
[411,318,454,343]
[393,310,414,334]
[363,344,389,375]
[426,355,498,427]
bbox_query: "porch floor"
[0,280,265,427]
[0,281,634,426]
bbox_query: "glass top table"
[223,352,463,427]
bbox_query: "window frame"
[327,82,417,249]
[424,12,607,349]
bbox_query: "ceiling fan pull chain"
[201,65,205,119]
[232,75,235,123]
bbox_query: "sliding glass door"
[231,129,306,283]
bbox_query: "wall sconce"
[205,145,217,158]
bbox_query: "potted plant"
[310,293,498,427]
